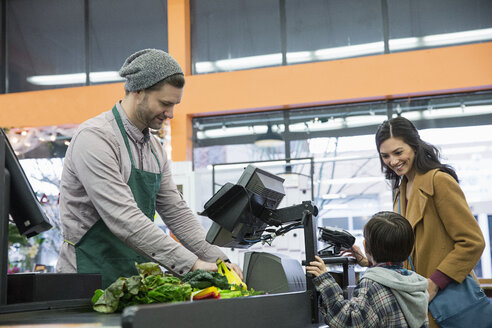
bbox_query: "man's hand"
[191,259,244,281]
[427,278,439,302]
[191,259,217,272]
[306,255,328,277]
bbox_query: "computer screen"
[202,165,285,248]
[1,129,52,237]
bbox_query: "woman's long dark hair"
[375,116,458,190]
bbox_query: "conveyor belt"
[0,303,120,327]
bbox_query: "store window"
[388,0,492,53]
[89,0,168,85]
[285,0,384,64]
[7,0,85,92]
[190,0,492,74]
[191,0,282,74]
[4,0,167,93]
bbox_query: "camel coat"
[394,169,485,327]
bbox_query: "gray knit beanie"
[119,49,183,92]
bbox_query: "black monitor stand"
[259,200,319,323]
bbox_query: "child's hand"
[306,255,328,277]
[340,245,369,267]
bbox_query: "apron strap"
[63,238,75,246]
[112,106,136,167]
[112,106,161,169]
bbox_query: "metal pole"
[310,158,314,201]
[381,0,390,54]
[302,204,318,323]
[212,164,216,194]
[1,0,8,93]
[84,0,90,85]
[279,0,287,66]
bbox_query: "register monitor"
[1,129,52,237]
[201,165,285,248]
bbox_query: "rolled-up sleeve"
[155,157,228,273]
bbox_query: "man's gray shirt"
[56,103,227,276]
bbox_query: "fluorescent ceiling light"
[286,51,313,64]
[195,53,283,73]
[197,126,266,139]
[313,41,384,60]
[324,176,385,185]
[289,115,384,134]
[322,193,347,200]
[215,54,282,72]
[27,71,124,86]
[390,28,492,51]
[322,204,349,210]
[197,124,287,140]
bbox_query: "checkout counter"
[0,145,357,328]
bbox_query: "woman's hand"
[427,278,439,302]
[306,255,328,277]
[340,245,370,267]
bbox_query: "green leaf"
[136,262,162,278]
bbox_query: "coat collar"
[394,169,439,228]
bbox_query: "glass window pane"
[194,143,286,170]
[89,0,167,85]
[191,0,282,74]
[353,216,370,230]
[388,0,492,52]
[285,0,384,64]
[7,0,85,92]
[322,218,349,230]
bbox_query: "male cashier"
[56,49,241,288]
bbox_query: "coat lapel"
[398,170,437,229]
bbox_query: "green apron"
[75,106,162,288]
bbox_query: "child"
[306,211,429,328]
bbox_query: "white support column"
[477,213,491,278]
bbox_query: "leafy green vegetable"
[181,269,230,290]
[91,262,192,313]
[91,263,263,314]
[148,283,192,303]
[136,262,163,278]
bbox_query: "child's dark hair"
[363,211,414,263]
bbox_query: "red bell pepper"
[192,286,221,300]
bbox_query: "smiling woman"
[374,116,485,328]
